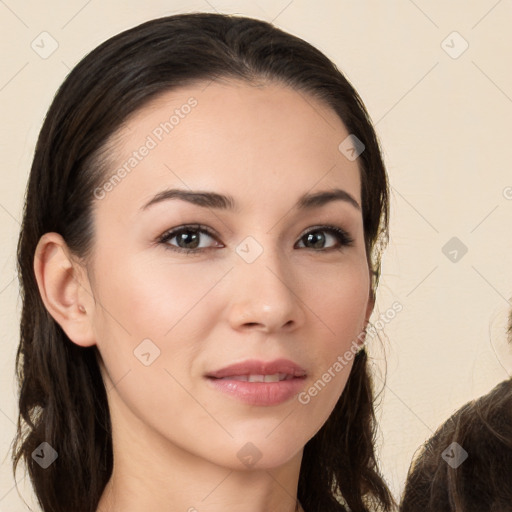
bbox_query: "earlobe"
[33,232,96,347]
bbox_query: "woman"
[12,12,394,512]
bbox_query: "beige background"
[1,1,512,510]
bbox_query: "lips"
[217,373,293,382]
[206,359,307,379]
[205,358,307,406]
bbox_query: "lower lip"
[206,377,306,406]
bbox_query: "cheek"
[293,261,369,416]
[90,254,224,436]
[90,252,226,369]
[306,257,370,341]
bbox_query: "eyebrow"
[140,187,361,212]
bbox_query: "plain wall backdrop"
[1,1,512,510]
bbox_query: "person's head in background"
[399,307,512,512]
[13,12,394,512]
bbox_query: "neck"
[96,451,304,512]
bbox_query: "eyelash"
[157,223,354,256]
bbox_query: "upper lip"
[206,358,307,379]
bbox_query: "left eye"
[296,226,354,250]
[158,224,354,254]
[158,225,220,253]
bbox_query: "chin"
[208,428,309,471]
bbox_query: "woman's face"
[85,79,372,469]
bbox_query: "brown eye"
[297,226,354,251]
[158,225,221,254]
[171,229,202,250]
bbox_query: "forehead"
[98,78,361,215]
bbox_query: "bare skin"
[34,78,372,512]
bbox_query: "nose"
[227,245,306,334]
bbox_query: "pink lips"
[205,358,307,406]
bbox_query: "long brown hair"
[12,12,393,512]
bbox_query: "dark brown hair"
[12,12,393,512]
[400,377,512,511]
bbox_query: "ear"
[33,232,96,347]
